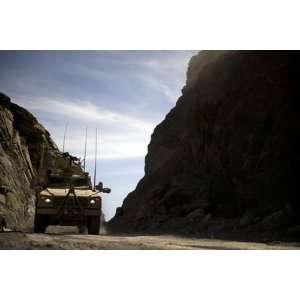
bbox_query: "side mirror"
[95,182,103,191]
[102,188,111,193]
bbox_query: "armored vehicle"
[34,169,111,234]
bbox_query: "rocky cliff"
[0,92,60,230]
[110,51,300,241]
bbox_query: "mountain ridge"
[110,51,300,242]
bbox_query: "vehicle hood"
[40,188,100,197]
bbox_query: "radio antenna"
[93,128,98,189]
[83,126,88,171]
[62,122,68,153]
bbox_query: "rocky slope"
[0,92,60,230]
[110,51,300,241]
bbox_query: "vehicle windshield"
[72,177,91,188]
[47,176,69,188]
[47,176,91,188]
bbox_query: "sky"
[0,50,198,220]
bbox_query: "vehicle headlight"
[89,197,101,206]
[88,197,101,208]
[39,195,52,206]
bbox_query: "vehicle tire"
[88,216,100,235]
[34,214,47,233]
[78,224,86,234]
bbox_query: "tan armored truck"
[34,169,111,234]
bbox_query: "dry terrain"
[0,227,299,249]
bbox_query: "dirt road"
[0,227,299,249]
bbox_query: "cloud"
[56,51,194,104]
[92,50,196,73]
[136,73,180,103]
[17,96,155,130]
[63,134,150,160]
[138,52,195,73]
[15,96,156,160]
[0,50,197,219]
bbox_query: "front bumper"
[36,207,101,216]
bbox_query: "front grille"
[52,196,88,208]
[52,196,101,209]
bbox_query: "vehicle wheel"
[34,214,47,233]
[78,224,86,234]
[88,216,100,235]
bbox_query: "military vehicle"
[34,168,111,234]
[34,126,109,234]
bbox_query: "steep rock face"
[0,92,59,230]
[110,51,300,241]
